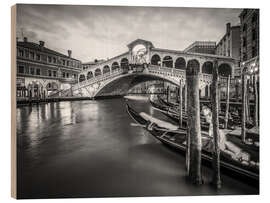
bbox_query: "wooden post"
[211,61,222,189]
[241,68,247,142]
[253,75,259,127]
[224,75,230,129]
[179,80,183,128]
[186,62,203,185]
[167,86,170,103]
[185,84,187,113]
[246,78,251,123]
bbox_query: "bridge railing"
[72,68,124,91]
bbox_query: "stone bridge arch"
[92,72,180,97]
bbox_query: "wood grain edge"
[11,4,17,199]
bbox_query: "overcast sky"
[16,4,242,62]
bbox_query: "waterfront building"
[239,9,259,72]
[183,41,216,55]
[16,37,82,98]
[216,23,241,60]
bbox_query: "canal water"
[16,97,258,198]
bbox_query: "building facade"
[183,41,216,54]
[16,37,82,98]
[216,23,241,61]
[239,9,259,68]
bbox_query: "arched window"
[103,65,110,74]
[79,74,86,82]
[151,54,161,65]
[120,58,129,70]
[218,63,232,77]
[87,71,93,80]
[162,56,173,68]
[202,61,213,74]
[174,57,186,70]
[94,68,102,77]
[187,59,200,73]
[111,62,120,72]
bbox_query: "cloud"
[16,4,242,62]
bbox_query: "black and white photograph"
[12,3,260,199]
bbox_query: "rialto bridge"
[55,39,238,98]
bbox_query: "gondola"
[158,95,243,126]
[126,103,259,185]
[150,98,236,130]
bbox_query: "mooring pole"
[211,60,222,189]
[224,75,230,129]
[179,80,183,128]
[241,68,247,142]
[167,86,170,103]
[253,75,259,128]
[185,84,187,113]
[186,61,203,185]
[246,78,251,123]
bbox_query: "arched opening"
[120,58,129,71]
[162,56,173,68]
[202,61,213,74]
[95,68,102,77]
[218,63,232,77]
[111,62,120,72]
[175,57,186,70]
[87,71,93,80]
[151,54,161,66]
[103,65,110,75]
[79,74,86,82]
[187,59,200,72]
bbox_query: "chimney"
[39,40,45,47]
[226,23,231,34]
[68,50,72,58]
[23,37,27,42]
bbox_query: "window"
[53,71,57,77]
[252,46,257,58]
[66,73,69,78]
[62,72,65,78]
[41,55,47,62]
[30,67,35,75]
[252,13,257,23]
[53,57,57,63]
[243,37,247,47]
[25,50,29,58]
[36,54,41,60]
[30,51,35,59]
[243,53,247,61]
[36,68,40,75]
[18,65,24,74]
[252,29,257,41]
[67,61,70,66]
[18,49,24,57]
[48,56,52,63]
[242,23,247,32]
[62,60,65,66]
[48,70,52,77]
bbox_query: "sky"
[16,4,242,63]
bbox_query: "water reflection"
[17,97,258,198]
